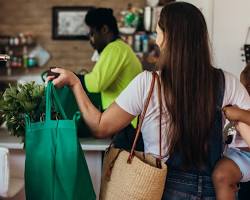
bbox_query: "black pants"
[239,182,250,200]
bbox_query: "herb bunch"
[0,82,45,137]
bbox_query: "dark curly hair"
[85,8,119,37]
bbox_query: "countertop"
[0,127,111,151]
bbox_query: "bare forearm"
[238,110,250,126]
[71,82,106,138]
[49,67,133,138]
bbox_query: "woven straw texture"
[100,148,167,200]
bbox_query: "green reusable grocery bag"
[24,81,96,200]
[41,70,102,138]
[55,84,102,138]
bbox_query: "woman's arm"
[49,68,135,138]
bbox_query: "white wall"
[213,0,250,77]
[178,0,250,78]
[178,0,214,40]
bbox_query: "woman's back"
[116,68,250,199]
[115,2,250,198]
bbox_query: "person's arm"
[48,68,134,138]
[223,106,250,125]
[84,45,125,92]
[236,122,250,147]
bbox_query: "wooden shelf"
[0,67,46,81]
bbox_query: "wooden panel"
[0,0,145,72]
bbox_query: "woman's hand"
[46,68,80,89]
[222,106,242,122]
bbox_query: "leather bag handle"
[128,72,163,163]
[45,81,67,121]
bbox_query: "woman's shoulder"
[133,70,157,87]
[136,70,160,79]
[115,70,158,116]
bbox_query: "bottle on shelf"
[9,37,15,46]
[0,32,38,70]
[134,34,141,52]
[142,34,149,53]
[14,36,20,46]
[19,33,26,45]
[23,46,28,68]
[27,56,38,68]
[26,33,34,45]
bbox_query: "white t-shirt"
[115,70,250,159]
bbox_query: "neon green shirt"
[84,39,142,127]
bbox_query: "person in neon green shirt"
[83,8,142,110]
[77,8,143,150]
[84,40,142,111]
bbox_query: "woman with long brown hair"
[48,2,250,199]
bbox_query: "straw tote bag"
[100,72,167,200]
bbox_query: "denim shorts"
[224,147,250,182]
[162,169,216,200]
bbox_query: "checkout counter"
[0,127,110,199]
[0,56,111,199]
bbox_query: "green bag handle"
[25,82,79,126]
[46,81,67,121]
[73,111,81,122]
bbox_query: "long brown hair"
[158,2,219,168]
